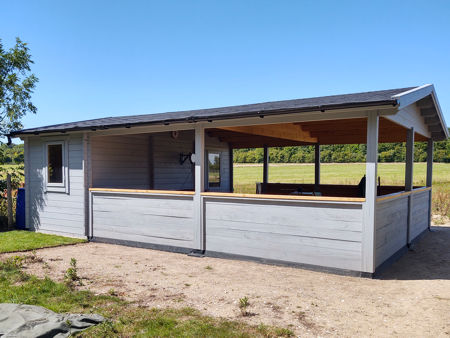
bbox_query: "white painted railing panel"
[204,197,363,271]
[91,192,195,248]
[410,190,430,240]
[375,196,408,267]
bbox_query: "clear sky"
[2,0,450,131]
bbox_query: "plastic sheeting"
[0,303,105,337]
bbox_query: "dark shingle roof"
[11,87,417,136]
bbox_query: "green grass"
[233,162,450,193]
[234,162,450,219]
[0,231,86,253]
[0,257,293,337]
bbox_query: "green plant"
[205,265,213,270]
[239,296,250,316]
[64,258,81,287]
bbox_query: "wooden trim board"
[376,186,431,202]
[201,192,365,202]
[89,188,195,195]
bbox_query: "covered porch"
[83,86,445,276]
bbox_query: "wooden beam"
[229,144,234,192]
[416,96,434,108]
[405,128,414,191]
[201,192,365,202]
[420,107,436,117]
[263,146,269,189]
[426,139,433,188]
[314,143,320,190]
[363,112,379,274]
[89,188,195,195]
[221,123,317,143]
[194,125,205,251]
[405,127,414,247]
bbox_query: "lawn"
[234,162,450,218]
[0,230,86,253]
[233,162,449,190]
[0,255,293,337]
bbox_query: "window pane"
[48,144,63,183]
[208,152,221,187]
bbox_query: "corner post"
[314,143,320,191]
[426,138,433,230]
[263,145,269,192]
[405,128,414,191]
[23,137,31,230]
[229,144,234,193]
[363,112,379,274]
[194,125,205,251]
[426,139,433,188]
[405,128,414,246]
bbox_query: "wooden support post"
[194,125,205,251]
[362,112,379,274]
[426,138,433,230]
[405,128,414,246]
[314,143,320,191]
[7,174,13,230]
[229,144,234,193]
[405,128,414,191]
[426,139,433,188]
[24,137,30,229]
[263,145,269,193]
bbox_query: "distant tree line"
[233,129,450,163]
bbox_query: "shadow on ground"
[380,225,450,280]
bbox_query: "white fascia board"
[394,84,448,140]
[392,84,434,109]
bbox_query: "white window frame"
[44,140,69,193]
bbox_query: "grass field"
[0,231,86,253]
[233,162,450,218]
[233,162,449,191]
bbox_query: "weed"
[64,258,82,287]
[3,255,24,270]
[205,265,213,270]
[433,190,450,218]
[239,296,250,316]
[108,288,117,296]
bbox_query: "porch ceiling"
[207,117,428,148]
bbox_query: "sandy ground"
[3,225,450,337]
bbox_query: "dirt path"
[4,225,450,337]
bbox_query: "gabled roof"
[10,85,448,140]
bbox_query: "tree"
[0,37,38,136]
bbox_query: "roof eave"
[9,100,398,138]
[393,84,448,140]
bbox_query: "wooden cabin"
[11,84,448,277]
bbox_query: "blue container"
[16,188,26,229]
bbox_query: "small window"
[48,144,63,183]
[208,152,221,188]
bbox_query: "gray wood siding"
[28,135,85,237]
[410,190,430,240]
[204,197,363,271]
[152,131,230,192]
[152,131,195,191]
[375,196,408,267]
[91,192,195,248]
[91,134,150,189]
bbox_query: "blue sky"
[2,0,450,130]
